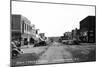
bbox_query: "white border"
[0,0,99,67]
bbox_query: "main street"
[12,41,96,66]
[36,42,74,64]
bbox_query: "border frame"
[10,0,96,67]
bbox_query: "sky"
[12,1,95,37]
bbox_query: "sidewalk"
[80,43,96,45]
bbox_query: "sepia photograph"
[11,0,96,66]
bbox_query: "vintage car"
[59,36,79,45]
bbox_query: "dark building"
[11,14,37,45]
[11,15,22,40]
[63,32,72,40]
[72,28,80,41]
[79,16,96,43]
[11,14,32,40]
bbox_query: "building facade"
[72,28,80,41]
[11,14,37,45]
[21,15,32,43]
[63,32,72,40]
[79,16,96,43]
[11,15,22,40]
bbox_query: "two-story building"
[11,14,37,45]
[79,16,96,43]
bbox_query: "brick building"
[11,14,37,45]
[72,28,80,41]
[11,15,22,40]
[79,16,96,43]
[63,32,72,40]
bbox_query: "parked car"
[11,41,23,59]
[59,36,79,45]
[34,41,47,47]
